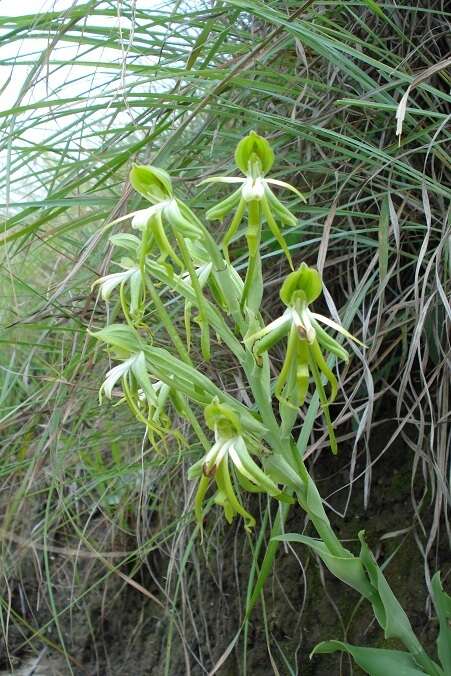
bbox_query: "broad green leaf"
[431,572,451,673]
[312,640,428,676]
[273,533,373,599]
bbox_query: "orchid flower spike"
[199,131,306,272]
[248,263,365,454]
[188,399,287,531]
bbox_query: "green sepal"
[265,187,297,226]
[313,320,350,362]
[235,131,274,176]
[280,263,322,306]
[251,314,292,357]
[129,164,173,203]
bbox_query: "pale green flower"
[99,351,158,406]
[199,131,306,270]
[188,399,287,531]
[249,264,364,453]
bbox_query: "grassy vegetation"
[0,1,449,674]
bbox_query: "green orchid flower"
[129,164,213,359]
[248,263,364,453]
[130,164,203,268]
[99,351,158,407]
[92,258,144,319]
[199,131,306,308]
[188,399,286,531]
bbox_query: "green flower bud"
[280,263,322,306]
[204,398,241,438]
[130,164,173,203]
[234,131,274,176]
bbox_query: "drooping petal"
[261,195,293,269]
[93,269,136,301]
[265,178,307,203]
[215,456,256,530]
[310,312,366,347]
[100,355,136,399]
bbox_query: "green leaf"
[312,640,428,676]
[378,194,390,282]
[273,533,373,599]
[358,532,424,655]
[431,572,451,673]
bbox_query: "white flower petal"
[95,269,136,301]
[247,309,293,342]
[228,444,257,483]
[265,178,307,202]
[199,176,246,186]
[203,439,225,468]
[101,355,136,399]
[131,203,166,229]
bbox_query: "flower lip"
[241,176,266,202]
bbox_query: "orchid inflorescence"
[92,131,358,527]
[89,133,451,676]
[188,399,290,531]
